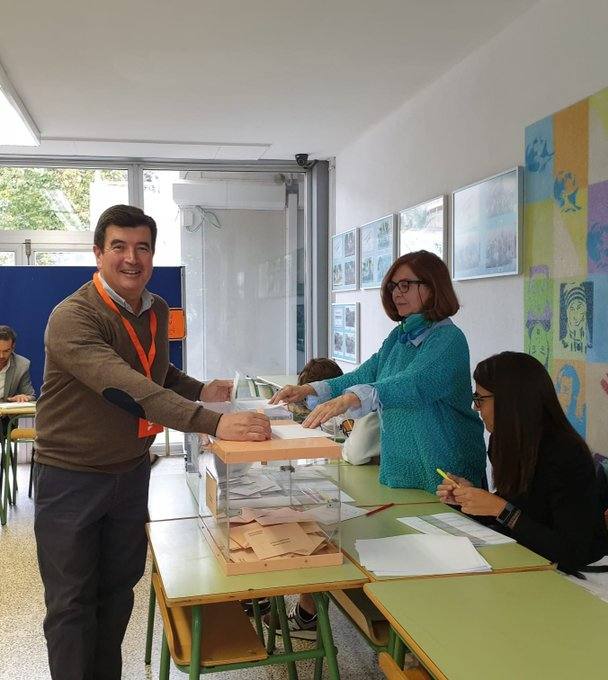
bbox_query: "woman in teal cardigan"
[272,250,486,492]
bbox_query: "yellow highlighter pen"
[436,467,460,488]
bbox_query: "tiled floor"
[0,458,384,680]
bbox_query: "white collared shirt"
[0,355,11,398]
[98,274,154,317]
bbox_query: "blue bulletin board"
[0,266,184,394]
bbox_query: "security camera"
[295,153,309,167]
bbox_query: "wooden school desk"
[318,463,438,506]
[146,517,368,679]
[0,401,36,525]
[364,570,608,680]
[148,473,199,522]
[339,502,552,579]
[329,501,551,654]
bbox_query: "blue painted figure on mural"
[588,221,608,273]
[556,364,586,438]
[554,171,581,212]
[559,282,593,354]
[526,137,554,173]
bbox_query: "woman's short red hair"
[380,250,459,322]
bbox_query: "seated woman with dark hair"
[437,351,608,573]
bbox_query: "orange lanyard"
[93,272,157,379]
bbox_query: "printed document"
[355,534,492,576]
[397,512,515,546]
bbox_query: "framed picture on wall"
[452,167,522,280]
[331,303,359,364]
[359,214,397,289]
[399,195,447,261]
[331,228,358,292]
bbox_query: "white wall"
[183,208,290,381]
[334,0,608,371]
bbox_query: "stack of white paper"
[271,424,331,439]
[397,513,515,546]
[355,534,492,577]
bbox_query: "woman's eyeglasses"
[386,278,425,294]
[472,392,494,408]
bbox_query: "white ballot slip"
[397,512,516,546]
[355,534,492,577]
[271,424,331,439]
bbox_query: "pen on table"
[365,502,394,517]
[436,467,460,488]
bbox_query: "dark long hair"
[473,351,590,497]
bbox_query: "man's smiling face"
[93,225,154,309]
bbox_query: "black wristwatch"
[497,502,519,527]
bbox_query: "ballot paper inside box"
[199,425,344,574]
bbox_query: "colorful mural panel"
[524,85,608,453]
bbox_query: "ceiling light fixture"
[0,61,40,146]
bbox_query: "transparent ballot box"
[199,423,343,575]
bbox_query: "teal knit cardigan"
[325,319,486,492]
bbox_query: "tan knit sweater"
[35,281,221,473]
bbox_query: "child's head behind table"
[297,358,343,385]
[288,358,343,422]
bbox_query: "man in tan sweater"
[34,204,270,680]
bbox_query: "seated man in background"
[0,325,35,403]
[0,324,35,439]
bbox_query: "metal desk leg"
[266,597,278,654]
[313,626,324,680]
[313,592,340,680]
[252,598,264,643]
[276,596,299,680]
[145,578,156,664]
[189,605,202,680]
[387,626,396,657]
[393,633,406,668]
[159,630,170,680]
[1,445,10,525]
[0,434,4,507]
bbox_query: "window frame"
[0,155,326,359]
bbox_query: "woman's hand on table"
[436,474,471,505]
[269,384,315,405]
[452,487,507,517]
[301,393,360,429]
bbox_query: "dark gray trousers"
[34,457,151,680]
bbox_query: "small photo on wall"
[399,195,447,261]
[359,215,396,289]
[332,229,359,291]
[452,168,522,280]
[331,303,359,364]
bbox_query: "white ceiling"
[0,0,537,160]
